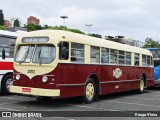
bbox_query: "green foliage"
[42,24,52,29]
[69,28,85,34]
[88,33,102,38]
[23,24,42,32]
[23,24,102,38]
[143,38,160,48]
[14,19,20,27]
[0,12,4,26]
[0,25,7,30]
[45,25,85,34]
[47,25,67,30]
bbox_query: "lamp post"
[60,16,68,27]
[85,24,92,34]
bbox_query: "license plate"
[22,88,31,92]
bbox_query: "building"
[4,20,12,27]
[27,16,40,25]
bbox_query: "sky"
[1,0,160,42]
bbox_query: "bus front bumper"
[9,86,60,97]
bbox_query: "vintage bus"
[10,30,154,103]
[0,30,20,94]
[147,48,160,85]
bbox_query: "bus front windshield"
[15,45,56,64]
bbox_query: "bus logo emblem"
[113,68,122,78]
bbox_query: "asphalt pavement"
[0,87,160,120]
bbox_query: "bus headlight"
[16,74,20,80]
[42,76,48,83]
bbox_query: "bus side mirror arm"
[2,48,5,60]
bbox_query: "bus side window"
[142,55,147,66]
[147,55,151,66]
[101,48,109,63]
[126,52,131,65]
[119,50,125,65]
[110,49,117,64]
[59,42,69,60]
[134,53,139,66]
[135,61,139,66]
[90,46,100,63]
[71,43,84,63]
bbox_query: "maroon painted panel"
[13,69,58,89]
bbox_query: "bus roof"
[17,30,152,56]
[0,30,25,37]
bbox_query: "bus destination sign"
[22,37,49,43]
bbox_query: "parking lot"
[0,87,160,120]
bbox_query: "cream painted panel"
[139,54,142,66]
[14,60,58,79]
[10,86,60,96]
[85,45,90,64]
[131,53,134,66]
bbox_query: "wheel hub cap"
[86,83,94,100]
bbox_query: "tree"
[42,24,52,29]
[88,33,102,38]
[23,24,42,31]
[0,10,4,26]
[0,25,7,30]
[69,28,85,34]
[45,25,85,34]
[24,24,86,35]
[143,38,160,48]
[14,19,20,27]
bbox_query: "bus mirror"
[2,48,5,60]
[59,42,69,60]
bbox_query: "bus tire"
[1,74,13,95]
[138,77,145,94]
[83,78,96,103]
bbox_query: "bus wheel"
[138,77,145,94]
[83,78,96,103]
[1,74,13,95]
